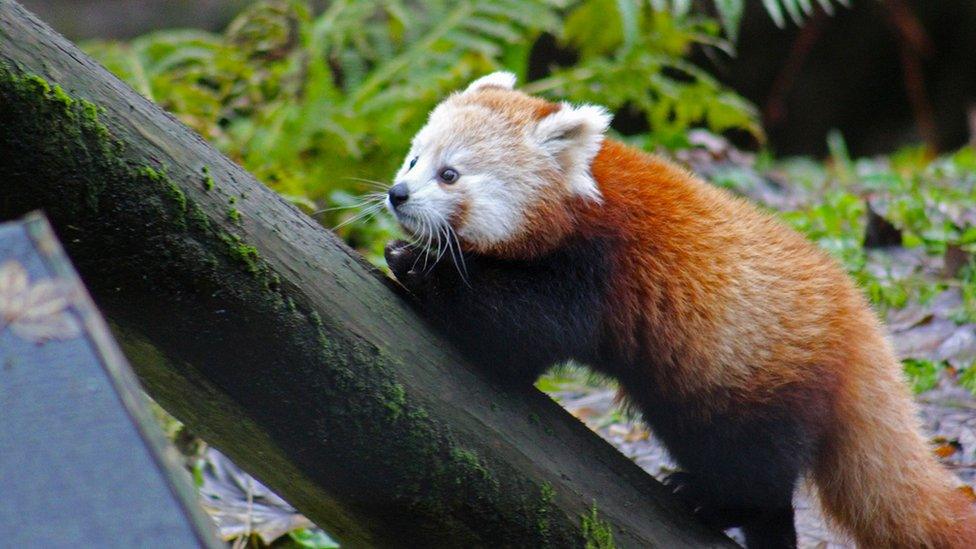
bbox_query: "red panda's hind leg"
[741,507,797,549]
[633,391,826,549]
[663,471,758,528]
[664,471,796,548]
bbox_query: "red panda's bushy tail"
[814,337,976,548]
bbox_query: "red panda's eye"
[438,167,459,184]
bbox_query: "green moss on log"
[582,503,616,549]
[384,382,406,419]
[138,166,188,227]
[0,64,284,287]
[308,310,322,328]
[189,203,211,231]
[537,481,555,545]
[0,67,114,213]
[218,232,261,274]
[450,447,490,481]
[304,314,571,543]
[201,166,215,191]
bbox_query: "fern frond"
[657,0,851,37]
[760,0,851,28]
[712,0,745,43]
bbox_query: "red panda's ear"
[463,71,517,95]
[533,103,611,201]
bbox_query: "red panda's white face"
[386,72,611,259]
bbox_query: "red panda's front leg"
[384,239,610,384]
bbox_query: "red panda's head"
[386,72,611,259]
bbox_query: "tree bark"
[0,1,733,547]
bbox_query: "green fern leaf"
[761,0,788,27]
[713,0,744,43]
[671,0,693,17]
[780,0,806,25]
[815,0,836,14]
[614,0,640,52]
[464,16,523,43]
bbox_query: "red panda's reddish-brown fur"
[388,80,976,546]
[572,140,976,548]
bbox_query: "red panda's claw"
[663,472,752,531]
[385,240,424,285]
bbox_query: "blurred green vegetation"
[83,0,763,263]
[83,0,976,392]
[774,144,976,317]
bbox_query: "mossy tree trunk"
[0,1,733,547]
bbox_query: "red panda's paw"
[384,240,428,289]
[663,472,751,531]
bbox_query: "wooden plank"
[0,212,220,548]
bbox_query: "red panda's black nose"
[388,183,410,208]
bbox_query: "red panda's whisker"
[410,210,437,272]
[313,193,386,216]
[403,231,423,249]
[418,218,432,271]
[426,224,451,275]
[429,210,468,286]
[423,213,447,271]
[330,203,382,231]
[446,226,469,287]
[425,213,441,269]
[436,226,450,264]
[342,176,391,190]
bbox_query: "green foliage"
[757,0,851,28]
[708,133,976,395]
[780,185,866,272]
[536,481,555,542]
[959,365,976,394]
[84,0,565,263]
[711,0,746,42]
[874,147,976,256]
[861,148,976,319]
[745,136,976,321]
[652,0,851,42]
[959,259,976,323]
[903,358,941,394]
[536,362,616,398]
[580,502,615,549]
[287,528,341,548]
[85,0,762,262]
[537,0,762,148]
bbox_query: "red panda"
[382,72,976,548]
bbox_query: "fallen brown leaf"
[570,406,597,421]
[934,443,960,459]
